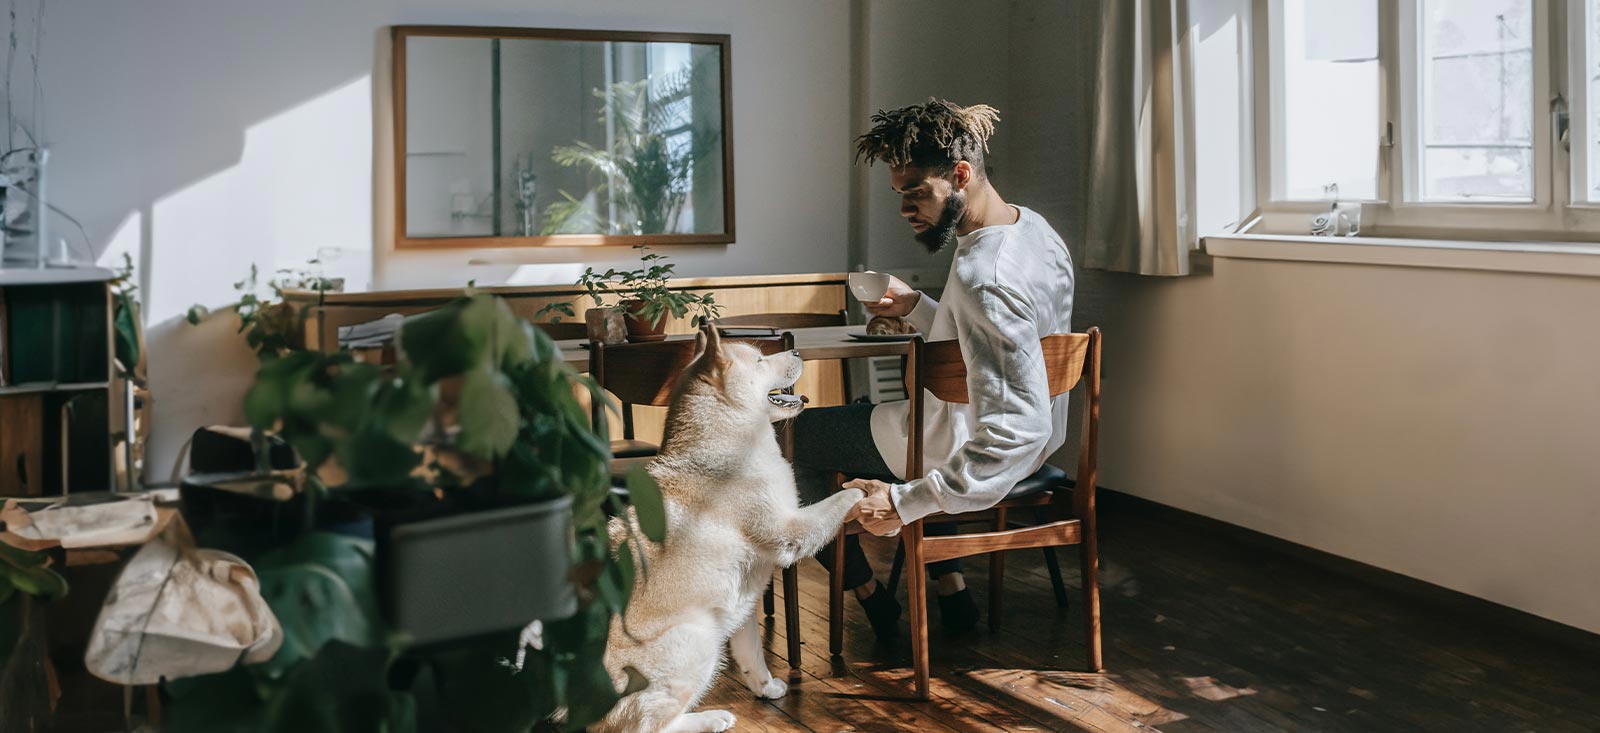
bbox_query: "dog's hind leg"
[774,488,866,566]
[729,611,787,699]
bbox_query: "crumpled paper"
[1,496,162,549]
[84,526,282,685]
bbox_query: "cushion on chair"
[609,455,655,487]
[1004,463,1069,500]
[611,439,659,458]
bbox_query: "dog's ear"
[692,323,722,366]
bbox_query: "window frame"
[1249,0,1600,237]
[1257,0,1390,205]
[1571,0,1597,205]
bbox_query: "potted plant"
[538,245,722,342]
[163,292,661,732]
[185,261,342,362]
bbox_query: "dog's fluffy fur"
[591,327,863,733]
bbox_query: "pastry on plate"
[866,316,917,335]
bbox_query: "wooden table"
[554,325,913,370]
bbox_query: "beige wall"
[1090,256,1600,635]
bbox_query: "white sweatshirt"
[870,205,1075,523]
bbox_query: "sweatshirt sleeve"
[889,283,1053,523]
[905,290,939,334]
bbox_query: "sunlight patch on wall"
[148,76,373,323]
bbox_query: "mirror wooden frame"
[391,25,735,249]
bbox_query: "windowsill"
[1202,232,1600,278]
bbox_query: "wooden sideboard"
[282,273,853,445]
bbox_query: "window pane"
[1589,0,1600,201]
[1278,0,1381,201]
[1419,0,1535,201]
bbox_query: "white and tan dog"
[592,327,864,733]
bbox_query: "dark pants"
[792,402,961,590]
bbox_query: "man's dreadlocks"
[853,98,1000,175]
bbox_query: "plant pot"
[382,495,576,647]
[621,300,668,342]
[584,307,627,345]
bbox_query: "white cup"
[847,271,892,302]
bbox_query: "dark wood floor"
[706,497,1600,733]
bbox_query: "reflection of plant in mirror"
[543,53,720,236]
[536,245,721,329]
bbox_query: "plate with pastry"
[848,316,922,342]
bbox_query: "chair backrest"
[590,334,794,438]
[532,321,589,341]
[904,328,1101,518]
[712,310,848,329]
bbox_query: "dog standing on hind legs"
[592,326,864,733]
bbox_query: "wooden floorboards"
[697,500,1600,732]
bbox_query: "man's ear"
[952,160,973,191]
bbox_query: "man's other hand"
[843,478,905,536]
[864,275,921,318]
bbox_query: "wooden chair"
[531,320,588,341]
[531,320,659,459]
[588,333,810,672]
[829,328,1103,700]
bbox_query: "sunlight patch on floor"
[965,668,1189,731]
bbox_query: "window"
[1416,0,1535,201]
[1254,0,1600,232]
[1585,0,1600,201]
[1268,0,1382,201]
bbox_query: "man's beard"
[914,191,967,253]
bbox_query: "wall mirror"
[393,26,733,248]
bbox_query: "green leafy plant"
[186,262,340,362]
[108,253,142,374]
[169,293,663,731]
[537,245,721,331]
[542,53,721,236]
[0,542,68,667]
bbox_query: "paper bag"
[84,529,282,685]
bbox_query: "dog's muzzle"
[766,392,807,409]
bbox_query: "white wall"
[34,0,852,479]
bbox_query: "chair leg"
[886,540,906,595]
[1043,547,1071,609]
[1080,537,1103,673]
[989,507,1007,632]
[829,529,846,657]
[764,576,776,617]
[783,565,802,673]
[905,522,930,700]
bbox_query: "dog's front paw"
[753,676,788,699]
[698,710,737,731]
[839,487,866,503]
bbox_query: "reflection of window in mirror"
[396,27,732,248]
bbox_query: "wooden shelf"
[0,381,113,396]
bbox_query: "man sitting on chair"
[792,98,1076,638]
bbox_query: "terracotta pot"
[621,300,669,342]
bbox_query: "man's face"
[890,165,968,253]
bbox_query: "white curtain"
[1085,0,1196,276]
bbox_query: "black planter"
[381,495,577,647]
